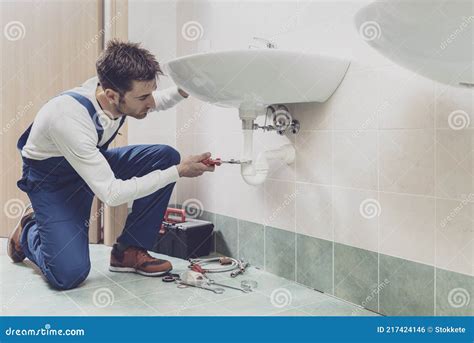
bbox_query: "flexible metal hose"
[188,257,240,273]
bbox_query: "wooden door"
[0,0,104,238]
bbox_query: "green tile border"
[436,267,473,316]
[238,219,265,268]
[334,242,378,311]
[215,213,239,258]
[379,254,435,316]
[265,226,296,281]
[296,233,333,294]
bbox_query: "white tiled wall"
[128,0,178,145]
[128,0,179,203]
[130,0,473,277]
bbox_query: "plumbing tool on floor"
[206,278,250,293]
[188,256,244,274]
[172,264,257,294]
[177,280,225,294]
[230,261,249,278]
[189,263,207,274]
[183,268,250,293]
[188,257,239,273]
[174,270,226,294]
[184,259,256,293]
[162,272,180,282]
[241,280,258,292]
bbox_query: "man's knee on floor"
[47,261,91,290]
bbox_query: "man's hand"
[176,152,215,177]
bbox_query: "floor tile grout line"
[434,84,438,316]
[62,292,87,316]
[91,267,163,315]
[0,257,378,316]
[113,273,247,311]
[275,180,474,204]
[377,102,381,313]
[331,117,335,296]
[294,180,297,283]
[1,239,445,316]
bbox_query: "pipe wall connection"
[238,105,295,186]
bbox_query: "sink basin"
[164,49,350,186]
[163,49,350,108]
[355,0,473,87]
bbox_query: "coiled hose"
[188,257,240,273]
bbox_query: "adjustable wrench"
[207,279,250,293]
[177,281,225,294]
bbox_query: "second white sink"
[355,0,473,88]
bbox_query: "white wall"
[128,0,179,204]
[128,0,178,149]
[174,0,473,277]
[128,0,473,277]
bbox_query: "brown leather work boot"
[7,204,34,263]
[109,244,172,276]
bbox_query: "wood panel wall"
[1,0,130,244]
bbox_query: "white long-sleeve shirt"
[21,76,185,206]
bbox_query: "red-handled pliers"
[190,264,206,274]
[202,158,242,166]
[202,158,222,166]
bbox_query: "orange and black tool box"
[152,207,214,259]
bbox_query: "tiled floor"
[0,239,379,316]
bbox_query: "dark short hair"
[96,39,163,95]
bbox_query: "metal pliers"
[202,158,245,166]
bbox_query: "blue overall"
[16,91,180,290]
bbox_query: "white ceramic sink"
[163,49,350,108]
[355,0,473,87]
[164,49,350,186]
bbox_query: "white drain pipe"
[241,143,295,186]
[239,105,295,186]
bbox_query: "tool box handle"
[164,207,186,223]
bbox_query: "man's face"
[116,79,157,119]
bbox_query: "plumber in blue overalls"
[8,40,215,290]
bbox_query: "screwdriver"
[202,158,243,166]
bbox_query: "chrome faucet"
[248,37,277,49]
